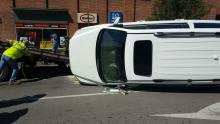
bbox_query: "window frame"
[96,29,127,83]
[194,23,220,28]
[122,23,190,30]
[133,40,153,76]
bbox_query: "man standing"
[0,40,29,85]
[51,33,58,54]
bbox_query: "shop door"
[29,30,42,48]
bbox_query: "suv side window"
[134,40,152,76]
[194,23,220,28]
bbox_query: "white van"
[69,20,220,85]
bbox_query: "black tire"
[0,64,10,82]
[57,63,67,68]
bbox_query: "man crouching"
[0,40,30,85]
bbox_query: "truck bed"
[29,48,69,63]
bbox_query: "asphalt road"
[0,65,220,124]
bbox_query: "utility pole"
[133,0,136,21]
[106,0,109,23]
[77,0,80,13]
[12,0,16,8]
[46,0,49,9]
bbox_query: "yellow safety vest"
[3,40,29,60]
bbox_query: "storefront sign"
[59,24,68,28]
[34,24,49,27]
[16,23,68,28]
[108,12,123,23]
[77,13,97,23]
[50,25,59,28]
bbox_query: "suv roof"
[105,20,220,33]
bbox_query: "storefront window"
[16,24,68,49]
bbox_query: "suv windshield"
[96,29,127,83]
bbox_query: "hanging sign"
[108,12,123,23]
[77,13,97,23]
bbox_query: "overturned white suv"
[69,20,220,85]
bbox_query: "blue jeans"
[0,54,18,81]
[52,40,58,53]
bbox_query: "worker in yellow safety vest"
[0,40,30,85]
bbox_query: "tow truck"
[0,41,69,81]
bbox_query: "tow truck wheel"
[0,64,10,82]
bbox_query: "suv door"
[124,34,154,83]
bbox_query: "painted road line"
[39,92,118,100]
[40,90,140,100]
[152,102,220,121]
[1,92,130,103]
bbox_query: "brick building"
[0,0,220,49]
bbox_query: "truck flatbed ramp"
[29,48,69,63]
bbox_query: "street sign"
[77,13,97,24]
[108,12,123,23]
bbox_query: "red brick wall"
[0,0,15,40]
[108,0,135,22]
[97,0,108,23]
[108,0,131,22]
[2,0,220,41]
[124,0,135,22]
[78,0,152,23]
[0,0,154,40]
[48,0,78,37]
[16,0,46,8]
[207,0,220,19]
[79,0,107,24]
[136,0,152,21]
[0,22,2,41]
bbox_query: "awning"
[14,9,73,24]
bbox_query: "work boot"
[8,80,16,85]
[15,80,22,85]
[9,80,22,85]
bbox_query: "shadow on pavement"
[0,94,46,108]
[21,65,72,83]
[0,108,28,124]
[127,84,220,93]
